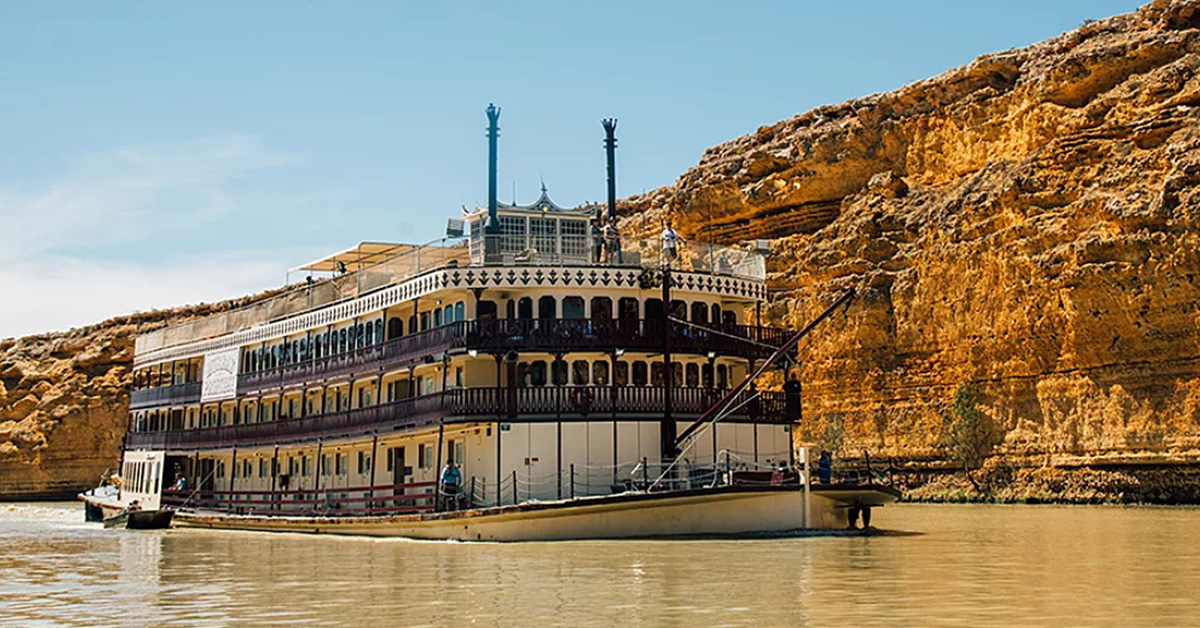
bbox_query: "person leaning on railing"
[661,219,684,265]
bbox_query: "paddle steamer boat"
[88,106,899,540]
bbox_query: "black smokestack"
[486,103,501,233]
[602,118,617,223]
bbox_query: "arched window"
[686,363,699,387]
[530,361,548,387]
[455,302,465,322]
[408,315,417,333]
[593,361,609,386]
[644,298,664,320]
[552,360,569,386]
[691,302,708,326]
[672,362,683,387]
[650,362,663,387]
[388,317,403,340]
[670,300,688,321]
[365,321,374,346]
[375,319,384,343]
[538,296,556,320]
[356,324,365,349]
[702,363,714,388]
[477,301,498,321]
[517,297,533,320]
[628,360,648,386]
[563,296,585,320]
[722,310,738,327]
[339,329,348,353]
[433,308,442,327]
[443,305,453,324]
[572,360,590,385]
[420,312,430,331]
[717,364,729,388]
[506,299,516,319]
[711,303,722,326]
[618,297,638,322]
[615,361,629,386]
[591,296,613,324]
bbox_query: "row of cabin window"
[477,296,738,326]
[517,360,731,389]
[242,301,467,373]
[132,361,201,389]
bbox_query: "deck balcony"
[233,319,791,396]
[124,386,791,451]
[129,381,202,410]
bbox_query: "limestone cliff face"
[621,0,1200,490]
[0,296,282,499]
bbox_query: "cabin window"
[593,361,609,386]
[517,298,533,320]
[614,361,629,386]
[717,364,729,389]
[499,216,526,253]
[376,319,384,343]
[365,321,375,345]
[672,362,683,387]
[651,362,664,387]
[302,456,311,477]
[691,302,709,326]
[670,300,688,321]
[443,305,453,325]
[686,363,700,387]
[552,360,569,386]
[618,297,638,322]
[477,301,497,321]
[433,308,443,327]
[572,360,590,385]
[259,459,268,478]
[538,296,556,320]
[644,299,664,320]
[418,444,430,469]
[388,317,404,339]
[702,363,714,388]
[338,453,348,475]
[530,361,548,387]
[454,302,465,323]
[339,329,348,353]
[420,312,430,331]
[506,299,516,319]
[722,310,738,327]
[591,297,613,323]
[356,324,365,349]
[357,451,370,474]
[455,367,463,387]
[408,315,417,333]
[563,297,585,320]
[633,361,648,387]
[711,303,722,325]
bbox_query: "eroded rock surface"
[619,0,1200,500]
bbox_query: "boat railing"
[162,479,439,516]
[130,381,203,410]
[126,387,793,450]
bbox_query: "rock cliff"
[0,295,282,499]
[619,0,1200,501]
[7,0,1200,502]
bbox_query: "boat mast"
[675,288,856,447]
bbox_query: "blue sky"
[0,0,1142,337]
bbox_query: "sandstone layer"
[619,0,1200,501]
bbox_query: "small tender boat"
[103,508,174,530]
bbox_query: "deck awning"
[293,242,415,273]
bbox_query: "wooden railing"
[160,479,438,516]
[231,319,790,398]
[130,381,202,410]
[125,387,792,451]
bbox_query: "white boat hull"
[173,485,893,541]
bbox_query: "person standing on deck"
[440,458,462,511]
[661,219,683,266]
[604,216,622,264]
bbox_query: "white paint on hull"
[174,487,883,541]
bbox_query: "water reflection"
[2,503,1199,627]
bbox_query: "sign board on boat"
[201,348,240,403]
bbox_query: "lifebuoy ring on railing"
[569,387,594,414]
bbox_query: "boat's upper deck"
[133,228,768,367]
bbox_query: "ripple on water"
[2,503,1200,627]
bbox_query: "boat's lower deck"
[171,483,901,541]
